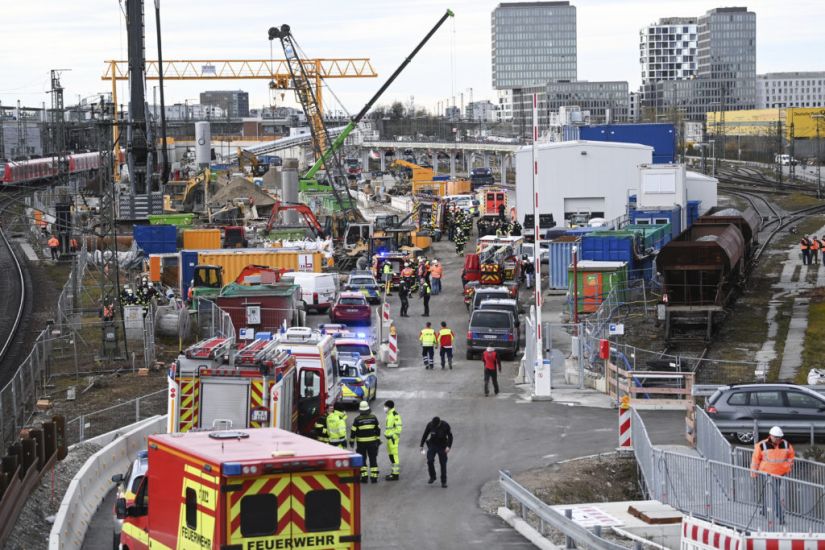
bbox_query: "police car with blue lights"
[337,351,378,404]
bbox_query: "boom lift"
[267,9,455,224]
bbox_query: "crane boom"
[270,9,454,201]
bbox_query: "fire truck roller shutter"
[200,379,250,429]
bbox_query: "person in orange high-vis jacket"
[811,235,820,264]
[47,235,60,260]
[430,260,443,295]
[751,426,795,524]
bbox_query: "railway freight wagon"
[656,223,746,342]
[694,207,760,257]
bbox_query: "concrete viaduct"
[355,140,522,182]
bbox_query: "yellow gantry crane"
[101,58,378,177]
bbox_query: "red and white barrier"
[681,517,825,550]
[681,517,742,550]
[746,536,825,550]
[382,301,390,324]
[387,323,398,367]
[618,395,632,450]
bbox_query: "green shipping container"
[147,213,195,227]
[567,260,628,314]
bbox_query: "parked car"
[280,272,338,313]
[330,291,372,326]
[477,298,521,329]
[466,308,518,360]
[345,271,382,304]
[111,450,149,548]
[471,286,513,312]
[334,335,377,369]
[706,383,825,443]
[337,352,378,404]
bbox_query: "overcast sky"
[1,0,823,115]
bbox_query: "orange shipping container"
[149,255,161,282]
[195,250,324,284]
[446,179,471,195]
[182,228,221,249]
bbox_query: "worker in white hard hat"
[751,425,795,524]
[350,401,381,483]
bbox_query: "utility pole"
[813,114,824,199]
[790,115,796,183]
[777,117,784,187]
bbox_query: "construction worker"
[47,235,60,260]
[419,321,436,369]
[800,235,811,265]
[419,416,453,488]
[420,278,431,317]
[751,426,795,524]
[350,400,381,483]
[398,279,410,317]
[313,412,330,444]
[812,235,820,264]
[326,402,348,449]
[438,321,455,370]
[430,259,443,295]
[69,237,79,253]
[482,346,502,396]
[383,400,403,481]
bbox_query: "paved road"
[83,233,686,549]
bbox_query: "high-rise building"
[640,18,698,86]
[640,17,697,110]
[696,7,756,111]
[199,90,250,118]
[639,7,756,121]
[757,72,825,109]
[491,1,577,90]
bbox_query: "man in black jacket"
[419,416,453,488]
[350,401,381,483]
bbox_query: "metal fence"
[196,299,237,341]
[65,388,167,445]
[695,405,825,489]
[499,470,629,550]
[632,408,825,533]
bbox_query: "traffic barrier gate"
[618,395,632,450]
[681,517,742,550]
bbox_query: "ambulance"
[274,327,339,435]
[117,428,363,549]
[167,332,336,436]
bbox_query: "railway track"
[0,187,33,374]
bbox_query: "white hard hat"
[359,401,370,412]
[769,426,784,438]
[486,346,494,352]
[432,260,438,264]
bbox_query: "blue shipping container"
[580,234,654,280]
[548,239,577,289]
[687,200,701,228]
[133,224,177,255]
[630,206,682,238]
[579,123,676,164]
[180,250,199,299]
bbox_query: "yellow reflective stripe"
[183,464,219,485]
[121,522,149,545]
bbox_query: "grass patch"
[774,192,823,211]
[767,300,794,382]
[777,216,825,247]
[798,289,825,384]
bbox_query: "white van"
[280,272,338,313]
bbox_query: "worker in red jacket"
[482,346,502,396]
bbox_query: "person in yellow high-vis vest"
[383,400,403,481]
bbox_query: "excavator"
[264,199,326,238]
[189,264,288,304]
[237,148,270,177]
[164,168,211,212]
[267,9,454,235]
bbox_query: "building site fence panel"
[631,409,825,533]
[65,388,167,445]
[196,299,236,341]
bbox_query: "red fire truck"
[117,428,363,549]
